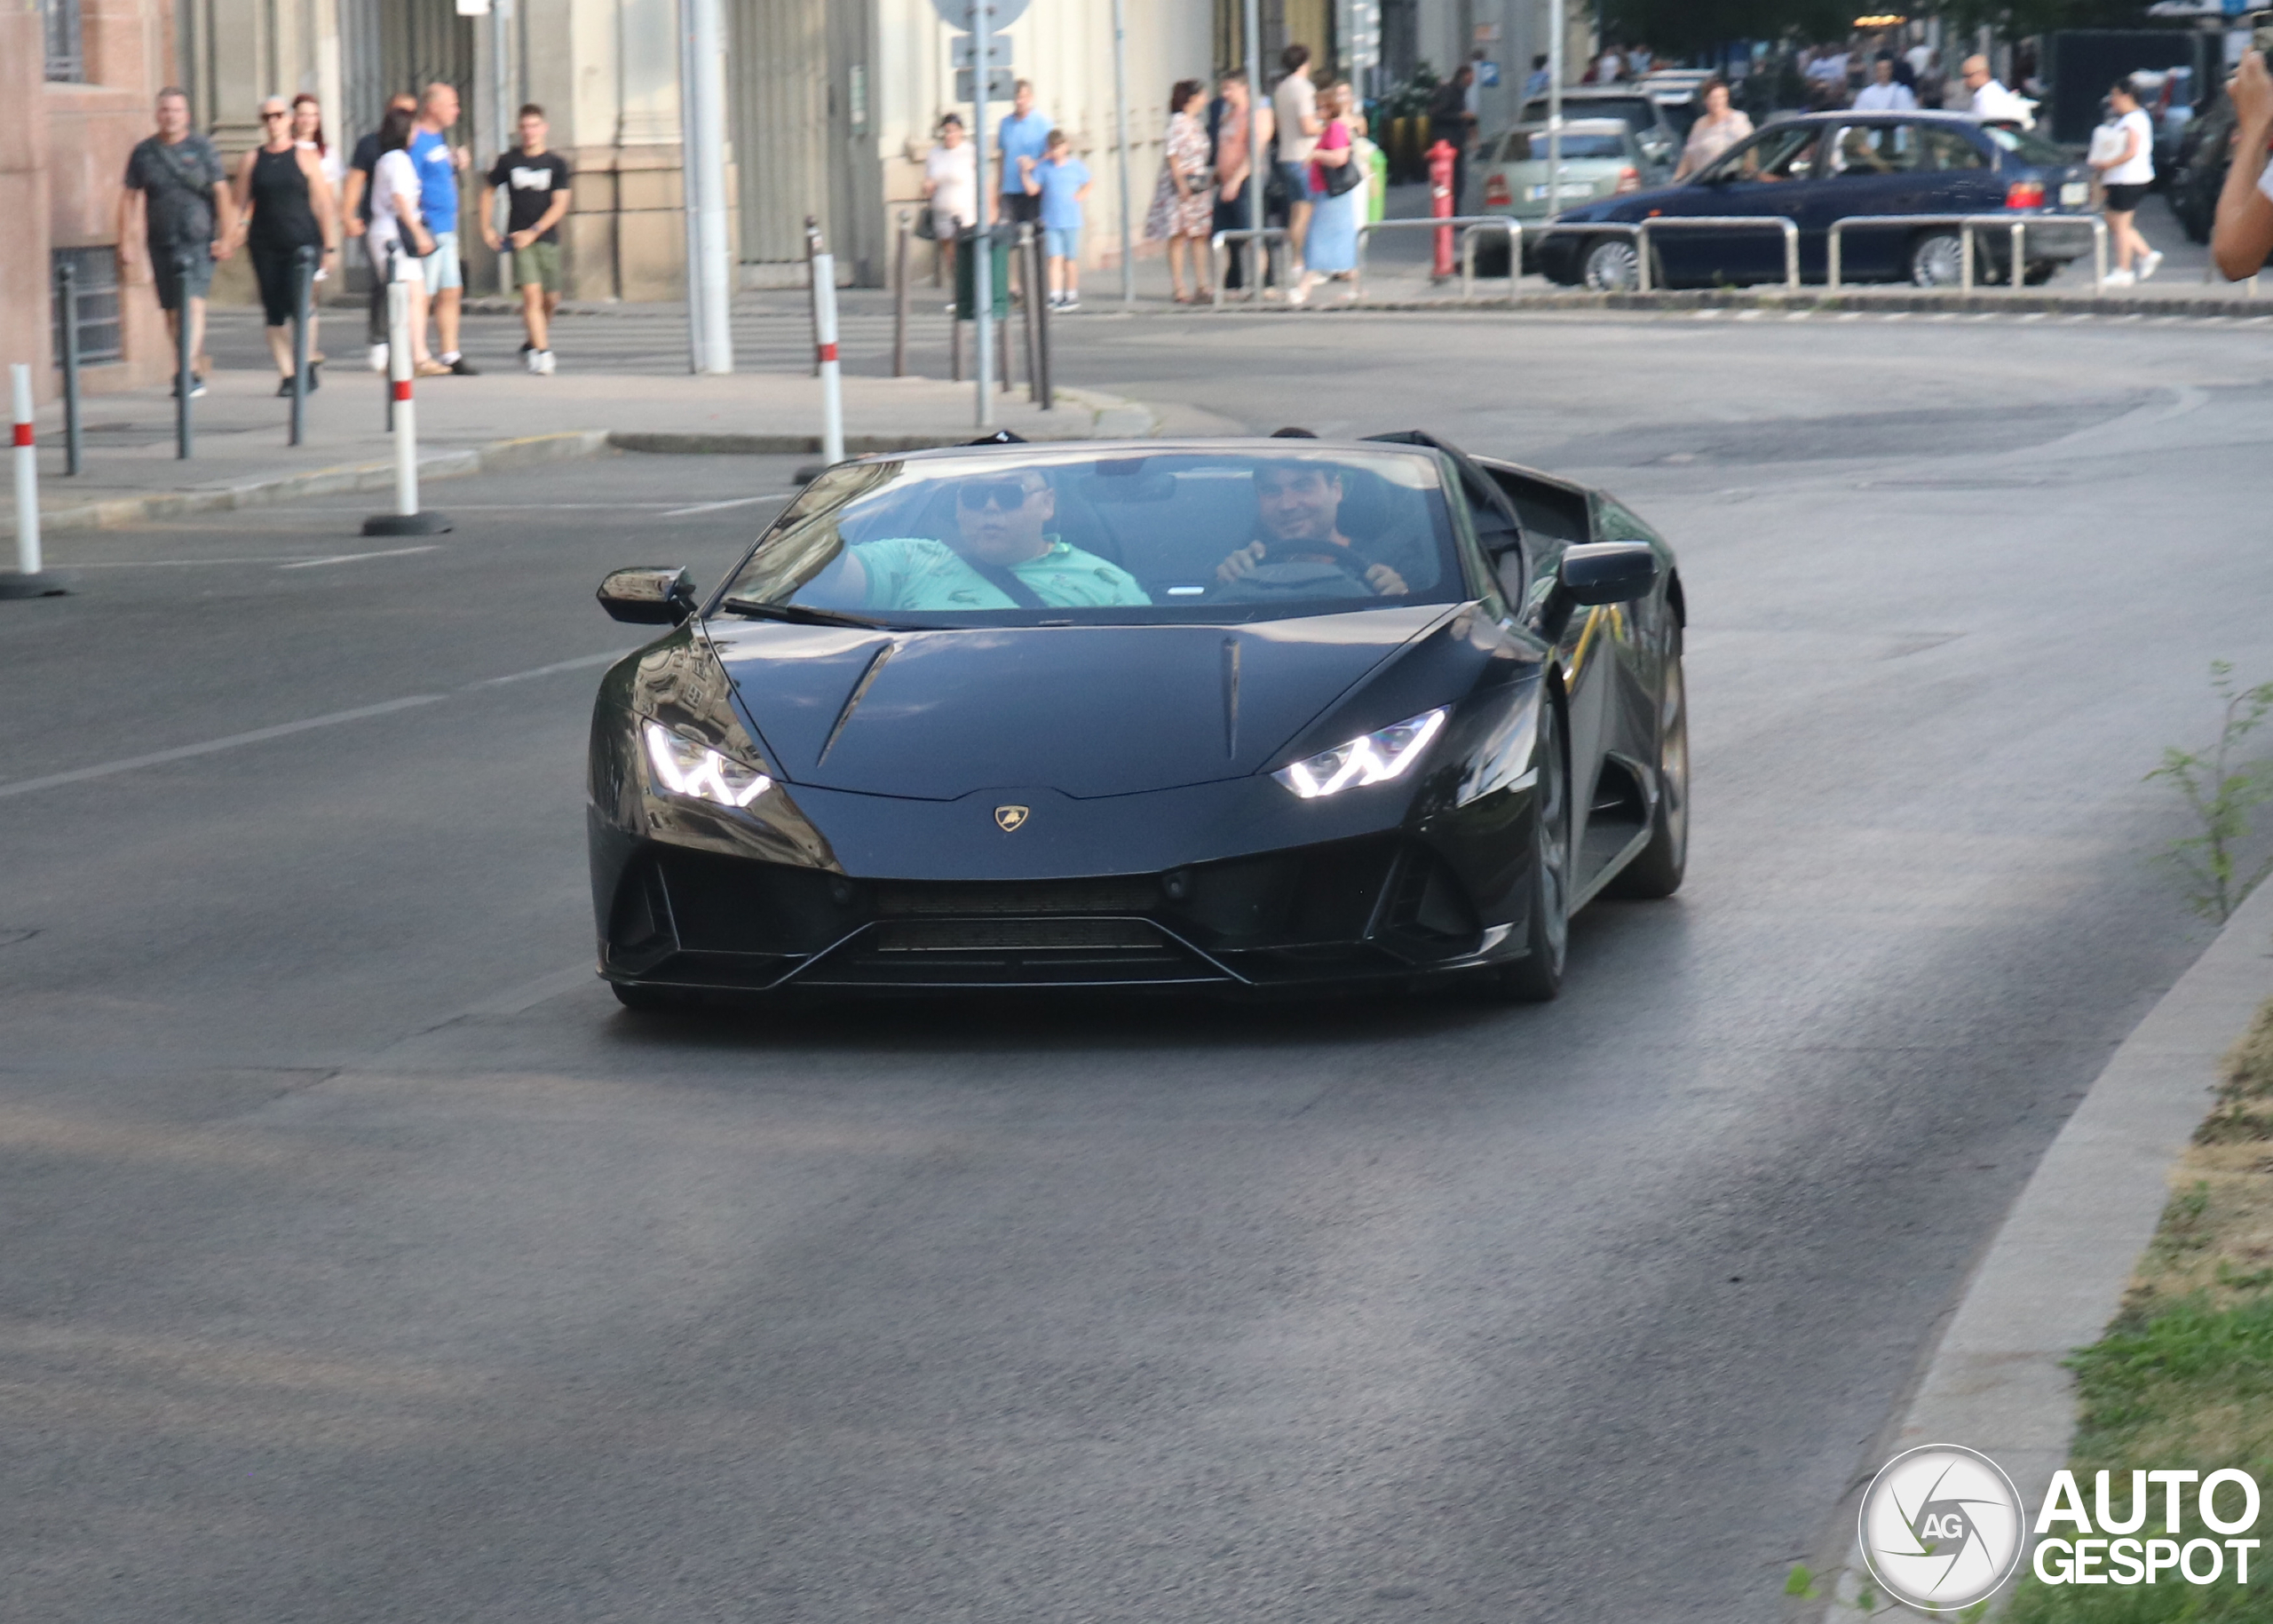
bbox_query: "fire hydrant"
[1427,139,1458,279]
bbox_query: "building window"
[43,0,86,83]
[51,249,123,368]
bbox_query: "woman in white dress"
[365,103,446,375]
[922,114,978,287]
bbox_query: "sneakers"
[524,346,543,375]
[443,354,481,376]
[171,375,207,400]
[2104,267,2136,287]
[2138,250,2164,282]
[368,342,390,372]
[535,350,556,376]
[414,358,451,376]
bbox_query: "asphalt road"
[5,313,2272,1623]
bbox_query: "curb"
[604,387,1159,456]
[4,387,1160,536]
[1817,878,2273,1617]
[4,429,610,538]
[1164,289,2269,321]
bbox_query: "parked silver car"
[1478,119,1664,221]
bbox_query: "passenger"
[1215,462,1415,597]
[824,471,1149,612]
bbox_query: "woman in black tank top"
[228,98,340,392]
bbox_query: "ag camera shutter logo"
[1858,1445,2027,1612]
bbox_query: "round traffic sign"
[931,0,1029,30]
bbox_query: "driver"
[823,469,1149,611]
[1214,463,1411,596]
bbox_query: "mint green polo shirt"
[851,535,1150,611]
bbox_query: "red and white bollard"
[360,280,451,537]
[812,250,844,467]
[2,362,69,598]
[1428,139,1458,280]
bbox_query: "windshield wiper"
[719,598,892,630]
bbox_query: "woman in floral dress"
[1144,79,1216,302]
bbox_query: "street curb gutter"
[604,387,1159,455]
[1818,878,2273,1618]
[5,390,1159,537]
[4,430,610,538]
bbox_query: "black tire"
[1493,695,1572,1002]
[1472,237,1513,279]
[610,980,690,1011]
[1605,624,1688,899]
[2023,261,2057,286]
[1908,230,1964,288]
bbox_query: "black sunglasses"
[956,479,1041,511]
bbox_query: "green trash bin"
[954,226,1013,321]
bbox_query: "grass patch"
[2006,1000,2273,1623]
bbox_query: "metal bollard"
[1032,229,1053,412]
[56,259,82,477]
[289,243,316,447]
[804,218,824,377]
[812,248,844,467]
[360,280,451,537]
[892,218,911,378]
[3,363,69,597]
[174,250,195,459]
[1018,226,1041,400]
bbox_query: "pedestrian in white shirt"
[1852,53,1917,111]
[2092,81,2161,283]
[1962,55,2035,128]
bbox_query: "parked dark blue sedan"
[1536,112,2095,290]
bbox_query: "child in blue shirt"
[1021,131,1094,311]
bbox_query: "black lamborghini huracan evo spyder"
[587,432,1685,1004]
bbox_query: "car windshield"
[1521,95,1659,133]
[1504,130,1628,160]
[1984,123,2073,166]
[716,447,1469,629]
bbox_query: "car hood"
[706,606,1455,801]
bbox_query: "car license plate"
[2060,181,2088,206]
[1529,183,1556,200]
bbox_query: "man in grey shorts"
[119,87,237,399]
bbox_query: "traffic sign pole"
[972,0,994,428]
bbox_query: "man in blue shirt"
[1022,130,1091,309]
[412,82,479,374]
[994,81,1051,230]
[1523,54,1551,99]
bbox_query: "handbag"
[913,208,938,242]
[1321,147,1364,196]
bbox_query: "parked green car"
[1474,119,1669,273]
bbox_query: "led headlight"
[1273,707,1449,799]
[641,719,772,808]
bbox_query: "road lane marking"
[277,545,440,569]
[0,650,636,802]
[463,649,633,688]
[661,491,795,517]
[0,695,447,802]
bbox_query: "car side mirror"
[1532,541,1659,641]
[598,566,700,625]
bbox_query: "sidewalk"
[8,367,1158,536]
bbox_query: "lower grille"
[875,879,1158,918]
[873,917,1156,952]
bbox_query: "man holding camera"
[2213,46,2273,283]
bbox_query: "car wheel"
[1908,231,1965,288]
[1583,237,1641,292]
[1605,624,1688,899]
[2023,261,2057,286]
[1493,695,1571,1002]
[1472,237,1513,278]
[611,980,689,1011]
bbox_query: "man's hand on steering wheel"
[1364,562,1408,596]
[1216,541,1267,584]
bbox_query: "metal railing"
[1351,216,1523,304]
[1526,216,1798,293]
[1825,212,2108,294]
[1208,228,1290,309]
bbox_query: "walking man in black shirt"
[118,88,237,399]
[480,106,574,374]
